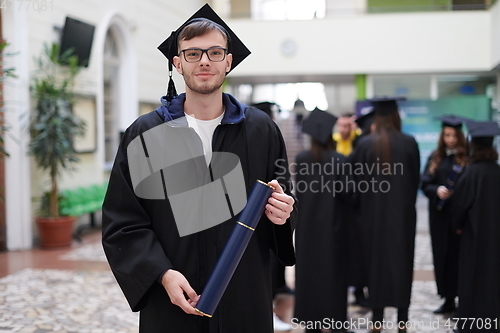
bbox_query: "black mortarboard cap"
[368,97,406,116]
[157,4,251,99]
[467,120,500,147]
[302,108,338,144]
[434,114,470,129]
[251,102,279,119]
[294,99,306,109]
[355,110,375,132]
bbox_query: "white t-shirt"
[185,112,225,166]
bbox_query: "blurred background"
[1,0,499,251]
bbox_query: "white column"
[3,8,33,250]
[323,84,337,115]
[430,74,439,100]
[110,17,138,133]
[253,84,275,103]
[338,84,357,114]
[366,75,374,99]
[95,13,139,172]
[356,0,368,13]
[325,0,366,16]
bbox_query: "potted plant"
[29,42,85,248]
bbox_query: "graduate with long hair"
[347,110,375,308]
[452,121,500,332]
[294,108,351,333]
[349,98,420,332]
[421,115,468,314]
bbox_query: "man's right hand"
[161,269,202,316]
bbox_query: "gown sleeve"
[451,168,475,231]
[102,122,174,312]
[421,152,438,200]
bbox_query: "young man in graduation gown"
[451,121,500,332]
[101,5,296,333]
[349,98,420,332]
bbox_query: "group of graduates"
[286,98,500,333]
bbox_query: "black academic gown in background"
[347,133,370,291]
[102,94,296,333]
[294,150,351,324]
[346,152,367,291]
[421,153,461,299]
[349,132,420,309]
[452,160,500,332]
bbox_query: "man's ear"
[173,56,183,75]
[225,53,233,73]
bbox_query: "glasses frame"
[179,47,228,63]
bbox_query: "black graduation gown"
[346,152,367,289]
[102,94,296,333]
[348,132,420,309]
[452,160,500,331]
[294,150,350,324]
[421,152,462,299]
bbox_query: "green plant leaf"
[29,42,86,217]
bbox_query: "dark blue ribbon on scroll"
[194,180,274,317]
[436,164,463,211]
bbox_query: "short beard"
[184,73,225,95]
[186,80,224,95]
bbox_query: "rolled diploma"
[436,164,463,211]
[194,180,274,317]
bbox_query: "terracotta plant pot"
[36,216,76,249]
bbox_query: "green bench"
[59,183,108,239]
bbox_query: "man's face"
[336,117,352,139]
[173,30,232,95]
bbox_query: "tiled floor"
[0,268,138,333]
[0,196,457,333]
[0,232,108,279]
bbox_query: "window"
[103,28,120,168]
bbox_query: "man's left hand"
[265,179,294,225]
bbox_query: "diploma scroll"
[436,164,463,211]
[194,180,274,317]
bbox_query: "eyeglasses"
[179,47,228,63]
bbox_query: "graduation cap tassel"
[167,70,177,99]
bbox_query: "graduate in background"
[294,108,351,333]
[452,121,500,332]
[421,115,468,315]
[352,109,375,150]
[333,113,359,156]
[347,110,375,308]
[251,101,294,332]
[349,98,420,333]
